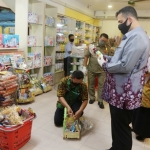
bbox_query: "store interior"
[0,0,150,149]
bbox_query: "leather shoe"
[89,99,95,104]
[98,102,104,109]
[136,135,145,141]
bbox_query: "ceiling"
[75,0,150,11]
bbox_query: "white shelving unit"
[44,4,57,84]
[15,0,58,84]
[75,21,85,46]
[85,23,93,44]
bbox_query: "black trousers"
[109,104,134,150]
[64,57,73,76]
[54,100,82,127]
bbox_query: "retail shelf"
[28,46,42,47]
[44,64,54,67]
[28,23,42,26]
[0,48,18,50]
[70,56,84,59]
[55,70,64,73]
[56,59,64,61]
[45,25,56,28]
[29,67,41,70]
[70,63,80,66]
[56,51,65,53]
[44,46,55,47]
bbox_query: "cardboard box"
[44,56,52,66]
[28,12,39,24]
[3,34,19,48]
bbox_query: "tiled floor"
[19,90,150,150]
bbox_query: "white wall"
[100,20,121,38]
[100,19,150,38]
[40,0,94,17]
[2,0,14,11]
[0,0,8,8]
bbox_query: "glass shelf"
[56,59,64,61]
[44,46,55,47]
[0,48,18,50]
[55,70,64,73]
[29,67,41,70]
[28,46,42,47]
[44,64,54,67]
[56,51,65,53]
[28,23,42,26]
[45,25,56,28]
[70,56,84,58]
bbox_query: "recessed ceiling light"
[108,5,112,8]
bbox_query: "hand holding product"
[97,54,106,67]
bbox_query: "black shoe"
[136,135,145,141]
[98,102,104,109]
[89,100,95,104]
[107,148,113,150]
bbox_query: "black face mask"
[118,18,132,35]
[72,82,80,86]
[69,39,74,42]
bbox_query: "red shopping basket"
[0,115,35,150]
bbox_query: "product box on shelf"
[45,16,55,26]
[28,36,36,47]
[44,56,52,66]
[28,12,39,24]
[34,53,41,68]
[0,53,12,65]
[43,72,53,85]
[27,53,34,69]
[14,53,25,68]
[0,34,3,48]
[45,36,54,46]
[2,34,19,48]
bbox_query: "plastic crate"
[0,115,35,150]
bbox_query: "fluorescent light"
[57,23,64,27]
[108,5,112,8]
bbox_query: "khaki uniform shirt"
[84,44,113,73]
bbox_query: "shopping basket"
[0,114,35,150]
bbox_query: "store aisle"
[20,90,150,150]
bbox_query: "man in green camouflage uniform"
[82,33,113,109]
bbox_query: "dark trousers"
[64,57,73,76]
[109,104,134,150]
[54,100,82,127]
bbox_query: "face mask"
[118,18,132,35]
[72,81,80,86]
[69,39,74,42]
[99,40,106,47]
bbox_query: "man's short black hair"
[116,6,138,20]
[100,33,109,39]
[72,70,84,80]
[68,34,74,39]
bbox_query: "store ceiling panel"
[75,0,150,11]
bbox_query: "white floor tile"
[17,90,150,150]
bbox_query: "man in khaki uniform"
[82,33,113,109]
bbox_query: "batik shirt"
[57,77,88,101]
[102,27,150,110]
